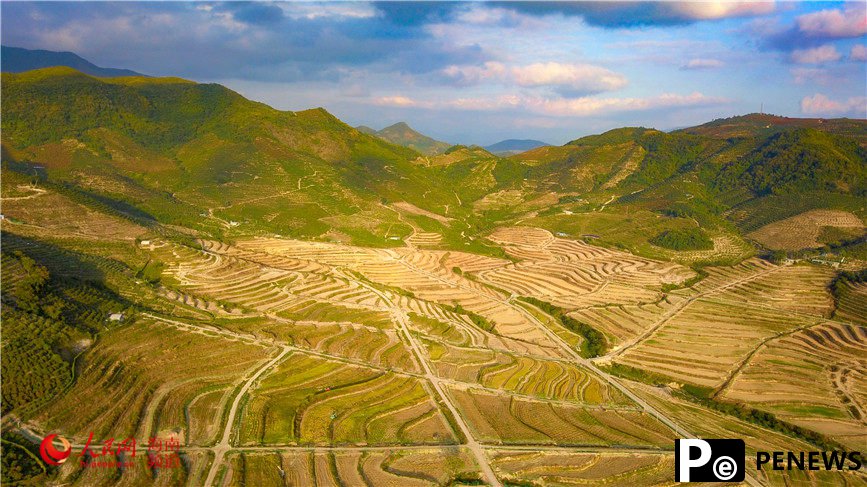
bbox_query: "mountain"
[678,113,867,146]
[0,67,496,254]
[485,139,549,156]
[358,122,451,156]
[1,45,145,78]
[2,67,864,261]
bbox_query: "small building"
[140,240,151,246]
[108,313,124,322]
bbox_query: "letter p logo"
[677,439,712,482]
[675,439,745,482]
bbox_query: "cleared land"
[5,215,865,486]
[748,209,865,250]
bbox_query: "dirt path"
[204,346,290,487]
[603,264,786,360]
[508,290,770,486]
[347,271,503,487]
[711,320,826,399]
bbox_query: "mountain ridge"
[1,45,145,78]
[2,66,865,262]
[356,121,451,156]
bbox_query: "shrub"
[649,228,713,251]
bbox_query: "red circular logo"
[39,434,72,466]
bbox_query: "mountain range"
[1,45,145,78]
[2,66,865,262]
[484,139,550,156]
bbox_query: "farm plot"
[448,387,675,447]
[238,354,456,446]
[268,320,419,373]
[835,281,867,326]
[490,450,674,487]
[398,295,563,358]
[615,298,816,387]
[55,450,193,487]
[276,299,393,329]
[480,227,693,309]
[356,253,558,349]
[237,236,562,351]
[691,257,778,293]
[721,322,867,449]
[476,354,631,405]
[710,263,836,317]
[628,380,867,487]
[1,189,146,242]
[747,209,865,250]
[228,449,480,486]
[568,295,688,347]
[36,318,271,442]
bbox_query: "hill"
[485,139,549,156]
[678,113,867,146]
[1,45,145,77]
[359,122,451,156]
[2,67,864,261]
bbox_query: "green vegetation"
[518,297,607,357]
[1,432,48,485]
[366,122,451,156]
[603,364,845,452]
[0,239,130,415]
[649,228,713,251]
[714,129,866,196]
[445,302,495,332]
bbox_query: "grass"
[517,297,607,357]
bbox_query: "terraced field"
[4,210,865,486]
[747,209,865,251]
[721,322,867,449]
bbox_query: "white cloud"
[797,5,867,38]
[851,44,867,62]
[512,62,628,93]
[442,61,627,95]
[373,95,423,108]
[790,67,830,85]
[791,44,841,64]
[527,92,726,117]
[442,61,507,85]
[371,91,726,117]
[682,58,725,70]
[800,93,867,116]
[669,1,776,20]
[277,3,377,20]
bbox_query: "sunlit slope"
[3,67,865,261]
[0,67,470,246]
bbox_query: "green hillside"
[2,67,865,263]
[363,122,451,156]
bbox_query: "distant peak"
[382,121,414,131]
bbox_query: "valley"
[1,68,865,487]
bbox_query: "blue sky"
[2,1,865,145]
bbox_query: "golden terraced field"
[4,204,865,486]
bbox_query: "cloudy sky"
[3,1,866,145]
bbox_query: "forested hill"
[2,67,865,261]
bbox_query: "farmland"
[6,204,864,486]
[1,68,865,486]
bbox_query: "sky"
[2,1,866,145]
